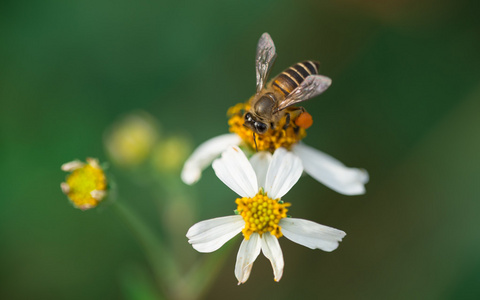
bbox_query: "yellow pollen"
[235,191,290,240]
[227,102,307,152]
[63,159,107,210]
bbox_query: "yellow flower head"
[236,190,290,240]
[61,158,107,210]
[227,102,307,152]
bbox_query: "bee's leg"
[290,107,305,122]
[283,113,291,130]
[292,106,305,115]
[252,132,258,152]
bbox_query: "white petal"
[292,143,369,196]
[249,151,272,189]
[60,182,70,194]
[86,158,100,169]
[212,146,258,198]
[264,148,303,199]
[235,233,262,284]
[261,233,284,282]
[181,134,241,185]
[187,215,244,253]
[280,218,346,252]
[61,160,84,172]
[90,190,106,200]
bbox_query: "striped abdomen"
[272,61,319,96]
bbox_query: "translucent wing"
[256,33,277,93]
[274,75,332,113]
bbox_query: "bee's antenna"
[253,132,258,152]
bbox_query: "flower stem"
[113,201,181,296]
[176,238,237,299]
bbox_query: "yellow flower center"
[227,102,307,152]
[65,161,107,210]
[235,191,290,240]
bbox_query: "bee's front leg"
[283,113,291,130]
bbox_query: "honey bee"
[243,33,332,136]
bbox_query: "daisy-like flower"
[186,146,346,284]
[61,158,108,210]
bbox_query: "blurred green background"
[1,0,480,299]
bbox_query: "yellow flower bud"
[61,158,107,210]
[152,135,192,173]
[104,111,160,167]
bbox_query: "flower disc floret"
[236,191,290,240]
[228,102,306,152]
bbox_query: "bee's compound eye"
[255,122,267,134]
[244,113,253,122]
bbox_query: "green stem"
[113,201,181,296]
[178,238,237,300]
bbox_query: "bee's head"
[244,112,268,134]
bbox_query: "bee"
[243,33,332,137]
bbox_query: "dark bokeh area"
[1,0,480,299]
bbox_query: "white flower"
[181,133,369,195]
[186,146,346,284]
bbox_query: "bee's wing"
[274,75,332,112]
[256,33,277,93]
